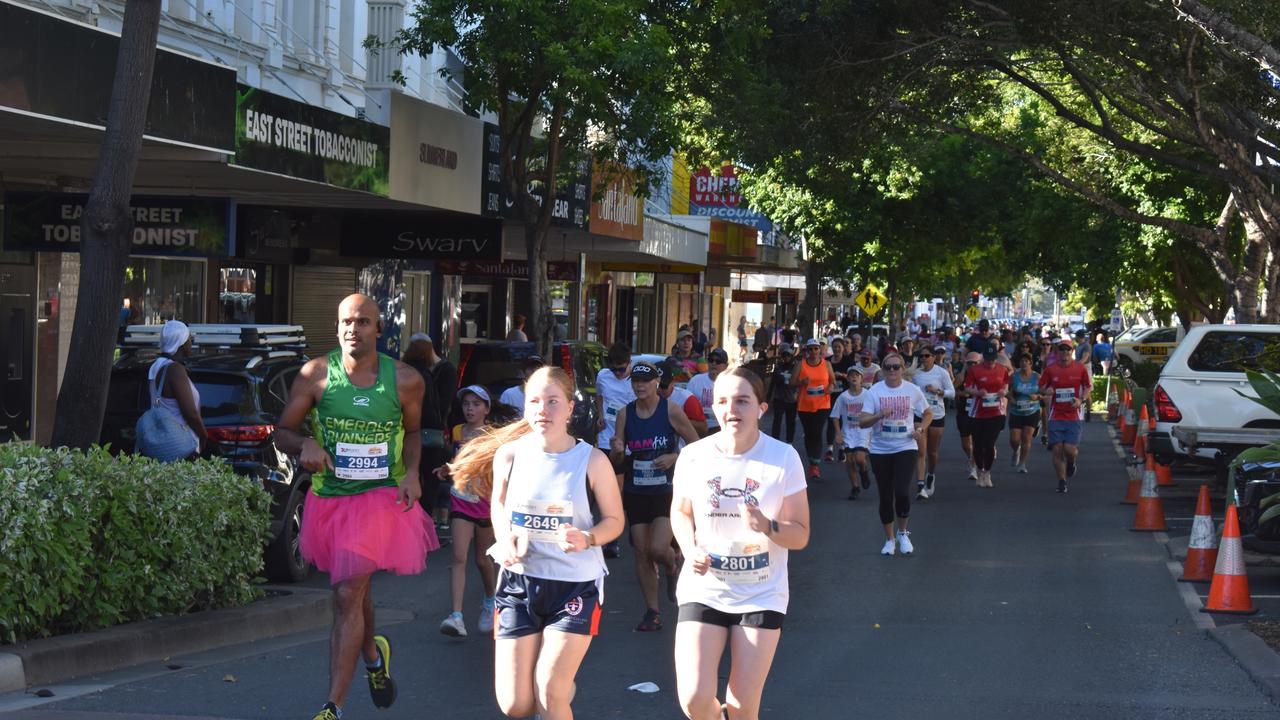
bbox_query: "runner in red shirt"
[1038,338,1092,493]
[962,346,1011,488]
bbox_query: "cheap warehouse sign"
[2,193,230,257]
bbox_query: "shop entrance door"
[613,287,635,348]
[634,288,657,353]
[401,272,431,339]
[0,265,35,440]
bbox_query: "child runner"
[830,366,872,500]
[671,367,810,720]
[448,367,624,720]
[438,385,499,638]
[859,353,931,555]
[611,362,701,631]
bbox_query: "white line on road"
[1166,557,1216,630]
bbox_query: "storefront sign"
[601,261,704,274]
[234,85,390,195]
[669,158,774,234]
[590,162,644,241]
[0,3,236,152]
[2,192,230,257]
[389,94,482,214]
[480,123,590,230]
[731,289,799,305]
[709,220,758,259]
[437,259,579,281]
[338,212,501,260]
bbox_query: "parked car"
[1148,324,1280,474]
[103,327,311,583]
[1237,461,1280,553]
[456,340,606,444]
[1114,325,1183,368]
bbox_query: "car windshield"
[1186,331,1280,373]
[1116,327,1155,343]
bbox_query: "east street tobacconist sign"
[2,193,230,257]
[234,84,390,195]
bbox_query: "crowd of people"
[277,295,1106,720]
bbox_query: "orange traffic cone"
[1147,405,1156,431]
[1179,485,1218,582]
[1155,458,1174,487]
[1122,456,1144,504]
[1201,505,1257,615]
[1130,456,1167,531]
[1121,392,1136,446]
[1133,405,1149,452]
[1133,430,1146,460]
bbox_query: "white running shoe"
[1017,463,1028,474]
[478,598,496,633]
[897,531,914,555]
[440,612,467,638]
[916,481,928,500]
[968,462,978,480]
[881,538,897,556]
[1010,449,1019,467]
[924,474,936,498]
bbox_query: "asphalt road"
[3,418,1276,719]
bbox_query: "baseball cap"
[982,346,998,360]
[933,344,948,354]
[677,329,694,341]
[847,365,864,376]
[1056,338,1075,349]
[457,384,491,405]
[630,362,660,381]
[804,338,821,348]
[708,348,729,364]
[780,344,796,356]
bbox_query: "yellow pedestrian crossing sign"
[855,284,888,317]
[965,305,981,322]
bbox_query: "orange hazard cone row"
[1133,405,1149,452]
[1201,505,1257,615]
[1130,455,1166,531]
[1179,485,1219,582]
[1121,393,1136,446]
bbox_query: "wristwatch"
[768,519,780,536]
[583,530,596,547]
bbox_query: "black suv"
[457,341,606,444]
[102,348,311,582]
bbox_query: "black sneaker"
[312,702,340,720]
[635,608,662,632]
[1057,479,1068,494]
[860,471,871,490]
[1066,458,1076,478]
[367,635,396,709]
[847,489,860,500]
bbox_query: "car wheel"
[265,483,310,583]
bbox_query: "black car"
[102,347,311,582]
[457,340,606,444]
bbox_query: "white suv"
[1149,324,1280,465]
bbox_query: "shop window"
[220,266,258,323]
[122,257,205,325]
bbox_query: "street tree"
[397,0,694,355]
[50,0,163,450]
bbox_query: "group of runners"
[281,295,810,720]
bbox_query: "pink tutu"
[300,486,440,585]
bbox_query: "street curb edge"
[1209,624,1280,706]
[1,586,331,689]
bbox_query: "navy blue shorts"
[494,571,602,639]
[1047,419,1083,446]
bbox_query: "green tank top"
[309,350,405,497]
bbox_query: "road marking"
[1167,560,1215,630]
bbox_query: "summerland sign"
[339,212,501,260]
[3,192,230,257]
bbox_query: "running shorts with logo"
[494,572,602,638]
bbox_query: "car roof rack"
[123,324,308,352]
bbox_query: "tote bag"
[135,363,198,462]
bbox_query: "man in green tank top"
[277,294,428,720]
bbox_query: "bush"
[0,445,271,644]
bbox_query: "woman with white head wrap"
[145,320,206,457]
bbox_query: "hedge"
[0,444,271,644]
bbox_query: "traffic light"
[970,289,981,305]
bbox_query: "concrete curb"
[1210,623,1280,705]
[0,586,330,690]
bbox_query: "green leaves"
[1233,370,1280,416]
[0,446,270,644]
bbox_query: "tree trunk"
[524,220,554,357]
[1265,248,1280,323]
[802,257,822,340]
[50,0,162,450]
[1235,211,1271,323]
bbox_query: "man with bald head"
[276,294,435,720]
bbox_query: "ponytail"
[447,421,530,500]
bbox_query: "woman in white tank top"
[447,366,623,720]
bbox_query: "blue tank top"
[1010,371,1041,416]
[623,399,678,495]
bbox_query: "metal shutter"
[291,266,357,357]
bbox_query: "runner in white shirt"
[910,346,955,500]
[595,343,637,454]
[854,348,881,389]
[686,347,730,435]
[671,368,810,720]
[499,355,545,415]
[830,366,872,501]
[859,353,932,556]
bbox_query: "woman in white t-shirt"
[671,367,810,720]
[859,353,932,557]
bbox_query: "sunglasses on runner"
[883,363,903,371]
[611,365,629,374]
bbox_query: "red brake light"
[1153,385,1182,423]
[208,425,276,446]
[559,345,574,383]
